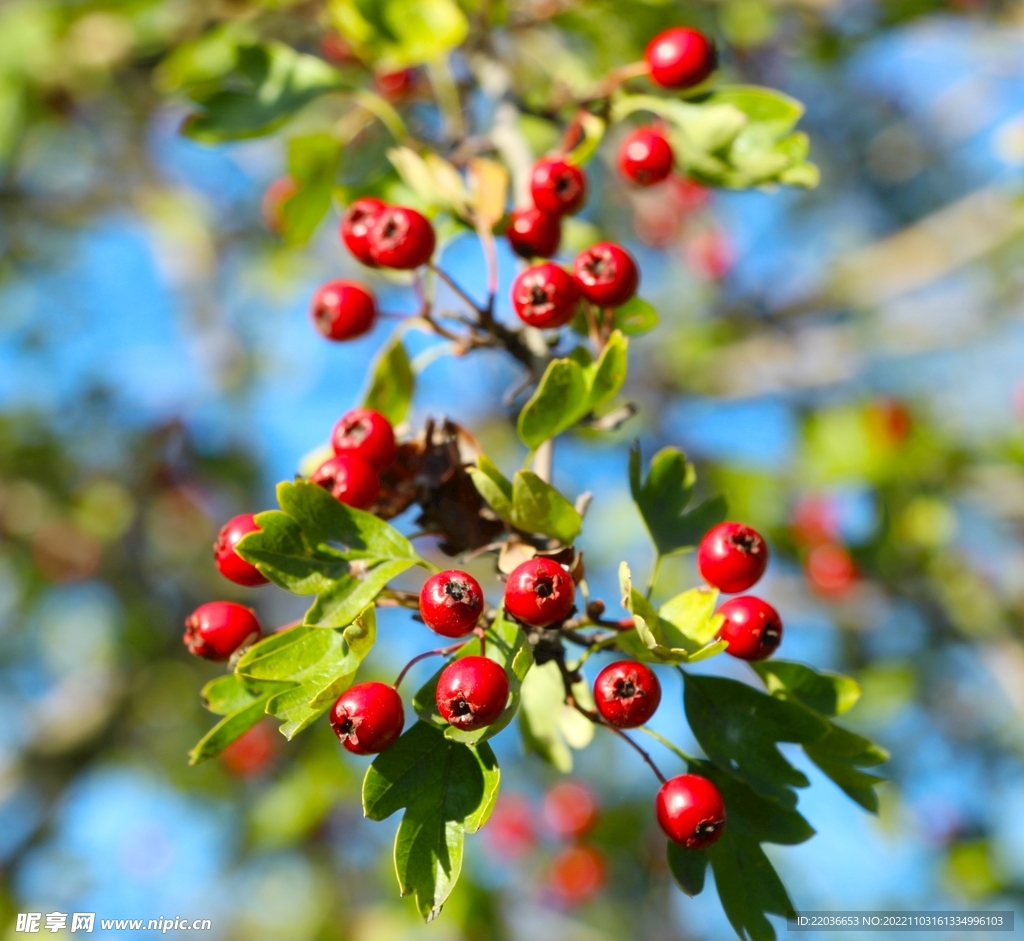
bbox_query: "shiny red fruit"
[572,242,639,308]
[511,263,580,328]
[331,408,396,469]
[717,596,782,661]
[213,513,268,587]
[311,280,376,341]
[367,205,436,269]
[697,521,769,593]
[593,660,662,728]
[184,601,261,661]
[340,197,386,266]
[419,569,485,637]
[645,27,717,89]
[530,158,587,216]
[550,845,606,906]
[619,127,675,186]
[507,206,561,258]
[503,557,576,627]
[310,454,379,509]
[435,656,510,731]
[330,681,405,755]
[655,773,726,848]
[543,781,598,840]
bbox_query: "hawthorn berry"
[368,205,436,269]
[331,408,396,469]
[717,595,782,661]
[311,280,376,341]
[655,773,726,849]
[419,569,485,637]
[330,681,405,754]
[504,557,576,627]
[697,521,769,593]
[805,542,857,596]
[507,206,561,259]
[530,158,587,216]
[550,845,606,906]
[183,601,261,661]
[619,127,674,186]
[310,454,379,509]
[543,780,598,839]
[436,655,510,731]
[593,659,662,728]
[511,263,581,328]
[375,68,416,100]
[213,513,269,587]
[573,242,639,308]
[644,27,717,90]
[340,196,386,266]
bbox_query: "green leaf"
[629,442,727,556]
[237,606,377,738]
[510,471,582,545]
[184,42,347,143]
[201,673,262,716]
[659,587,725,649]
[189,692,275,765]
[305,558,418,627]
[707,85,804,136]
[803,725,888,813]
[613,297,660,336]
[280,134,342,246]
[682,671,830,808]
[517,332,629,449]
[333,0,469,70]
[565,112,606,167]
[667,842,707,896]
[363,331,415,427]
[518,660,595,772]
[362,721,500,921]
[237,510,351,594]
[750,660,861,716]
[413,608,533,744]
[468,455,513,519]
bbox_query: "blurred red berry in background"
[549,845,606,906]
[543,780,599,840]
[220,721,277,777]
[806,542,857,596]
[484,793,537,859]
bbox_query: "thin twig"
[639,725,696,765]
[393,639,470,689]
[430,263,484,315]
[570,700,668,784]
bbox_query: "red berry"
[419,569,485,637]
[484,794,537,858]
[330,681,405,755]
[184,601,261,661]
[507,206,561,258]
[375,68,416,100]
[805,542,857,596]
[511,263,581,328]
[543,781,598,839]
[530,158,587,216]
[619,127,674,186]
[593,660,662,728]
[655,773,726,848]
[717,596,782,661]
[340,197,386,266]
[644,27,717,89]
[435,655,510,731]
[310,454,379,509]
[572,242,639,308]
[331,408,396,469]
[220,721,277,777]
[368,205,436,269]
[311,280,376,341]
[697,521,769,593]
[504,557,576,627]
[550,845,606,906]
[213,513,269,587]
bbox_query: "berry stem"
[430,263,485,316]
[473,624,487,657]
[393,640,470,689]
[645,554,663,600]
[571,700,668,784]
[638,725,697,765]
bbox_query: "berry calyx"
[419,569,485,637]
[593,659,662,728]
[213,513,269,587]
[717,596,783,660]
[511,263,581,328]
[530,158,587,216]
[619,127,674,186]
[644,27,717,90]
[184,601,261,661]
[697,521,769,593]
[507,207,561,259]
[367,205,436,269]
[572,242,639,308]
[310,454,379,509]
[340,197,386,266]
[503,557,575,627]
[330,681,405,755]
[655,773,726,848]
[311,280,376,341]
[331,408,396,469]
[436,656,510,731]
